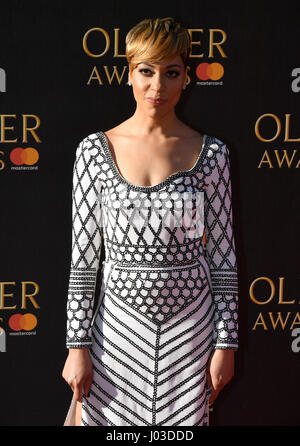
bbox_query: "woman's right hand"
[62,348,93,402]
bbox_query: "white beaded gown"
[65,131,239,426]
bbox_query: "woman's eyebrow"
[138,62,182,68]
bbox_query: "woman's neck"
[125,107,182,138]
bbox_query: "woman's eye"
[138,69,180,78]
[166,70,179,78]
[139,69,152,75]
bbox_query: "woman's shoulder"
[202,135,231,172]
[181,125,226,149]
[103,120,132,138]
[74,131,108,163]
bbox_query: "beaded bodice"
[65,131,239,350]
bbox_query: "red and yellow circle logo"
[10,147,39,165]
[196,62,224,81]
[8,313,37,331]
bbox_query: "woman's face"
[128,55,188,115]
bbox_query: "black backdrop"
[0,0,300,427]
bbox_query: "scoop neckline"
[97,131,208,192]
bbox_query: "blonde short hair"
[126,17,191,73]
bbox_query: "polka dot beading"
[106,262,208,325]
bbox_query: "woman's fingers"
[209,387,220,406]
[206,364,214,406]
[62,348,94,402]
[207,371,219,406]
[206,349,235,406]
[69,374,93,402]
[206,368,212,388]
[83,374,93,398]
[73,380,83,403]
[65,373,92,401]
[86,370,94,395]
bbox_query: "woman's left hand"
[206,349,235,406]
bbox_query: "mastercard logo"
[196,63,224,81]
[9,313,37,331]
[10,147,39,165]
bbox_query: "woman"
[62,17,239,426]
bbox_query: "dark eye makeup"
[138,68,180,78]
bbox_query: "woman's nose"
[151,74,165,91]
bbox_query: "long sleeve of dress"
[204,139,239,350]
[65,137,103,348]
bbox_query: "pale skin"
[62,54,235,419]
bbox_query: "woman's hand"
[62,348,93,402]
[206,349,235,405]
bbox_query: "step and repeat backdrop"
[0,1,299,426]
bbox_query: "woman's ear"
[183,71,188,90]
[182,67,188,90]
[127,66,132,86]
[183,66,189,89]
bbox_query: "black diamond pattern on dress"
[64,131,239,426]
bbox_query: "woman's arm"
[62,135,103,400]
[203,138,239,402]
[65,136,103,349]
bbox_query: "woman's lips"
[146,97,167,105]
